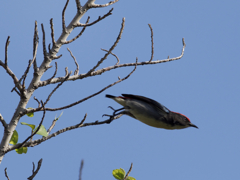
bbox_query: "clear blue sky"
[0,0,240,179]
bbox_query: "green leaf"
[15,147,28,154]
[112,168,125,180]
[26,107,34,117]
[21,122,35,130]
[55,111,63,121]
[21,122,48,137]
[9,130,18,145]
[35,125,48,137]
[126,177,136,180]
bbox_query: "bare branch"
[52,54,63,60]
[27,159,43,180]
[44,73,71,106]
[4,168,10,180]
[45,62,58,83]
[50,18,56,46]
[75,8,113,27]
[34,97,41,108]
[33,21,39,72]
[41,24,47,59]
[148,24,154,62]
[38,38,186,87]
[0,114,7,129]
[22,60,33,89]
[89,0,119,8]
[5,36,10,66]
[20,113,124,148]
[63,17,90,44]
[79,160,84,180]
[47,118,58,134]
[75,0,82,12]
[123,163,133,180]
[67,48,79,75]
[62,0,70,34]
[86,17,125,75]
[101,48,120,65]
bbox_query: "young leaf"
[35,125,48,137]
[9,130,18,145]
[112,168,125,180]
[55,111,63,121]
[15,147,28,154]
[126,177,136,180]
[26,107,34,117]
[21,122,35,130]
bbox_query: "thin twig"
[45,62,58,83]
[79,160,84,180]
[5,36,10,66]
[67,48,79,75]
[86,17,125,75]
[27,159,43,180]
[50,18,56,46]
[0,114,8,129]
[123,163,133,180]
[148,24,154,62]
[62,0,70,34]
[63,17,90,44]
[75,8,113,27]
[41,24,47,59]
[34,97,41,108]
[89,0,119,8]
[44,73,71,106]
[33,21,39,72]
[4,168,10,180]
[101,48,120,65]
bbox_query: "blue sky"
[0,0,240,179]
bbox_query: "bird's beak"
[189,123,198,129]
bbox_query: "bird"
[104,94,198,130]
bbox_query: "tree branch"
[63,17,90,44]
[62,0,70,34]
[79,160,84,180]
[123,163,133,180]
[75,8,113,27]
[148,24,154,62]
[27,159,43,180]
[89,0,119,8]
[0,114,8,129]
[4,168,10,180]
[67,48,79,75]
[38,38,186,87]
[50,18,56,47]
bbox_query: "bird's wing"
[122,94,170,114]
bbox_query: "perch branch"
[41,24,48,59]
[50,18,56,47]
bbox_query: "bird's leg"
[102,107,125,124]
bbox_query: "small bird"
[105,94,198,130]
